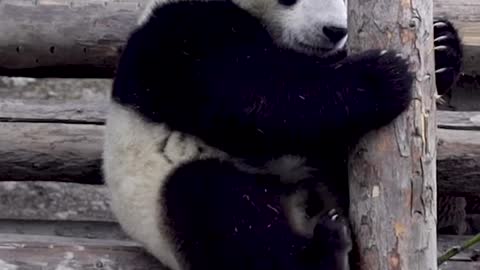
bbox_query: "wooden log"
[0,77,111,101]
[0,219,128,240]
[0,234,164,269]
[438,111,480,131]
[0,0,142,78]
[0,0,478,78]
[438,129,480,196]
[0,122,103,184]
[0,181,113,222]
[347,0,437,269]
[0,233,471,270]
[0,99,106,124]
[0,96,479,191]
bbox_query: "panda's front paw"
[434,18,463,96]
[357,50,414,125]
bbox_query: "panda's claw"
[434,35,450,43]
[434,21,448,28]
[435,45,448,51]
[436,67,448,74]
[327,208,340,221]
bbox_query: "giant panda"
[102,0,461,269]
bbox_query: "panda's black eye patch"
[278,0,297,7]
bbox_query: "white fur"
[103,102,227,270]
[138,0,348,56]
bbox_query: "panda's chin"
[293,42,342,58]
[288,36,345,58]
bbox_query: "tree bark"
[347,0,437,269]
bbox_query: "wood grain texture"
[0,97,478,190]
[0,0,142,77]
[0,220,128,240]
[0,0,478,77]
[437,111,480,130]
[347,0,437,269]
[0,181,113,222]
[0,233,472,270]
[0,234,164,270]
[0,99,106,124]
[438,129,480,196]
[0,122,103,184]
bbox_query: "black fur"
[163,159,351,270]
[112,0,413,160]
[112,1,414,269]
[434,18,463,96]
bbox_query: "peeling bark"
[347,0,437,269]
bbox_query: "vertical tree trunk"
[347,0,437,269]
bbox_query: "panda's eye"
[278,0,297,6]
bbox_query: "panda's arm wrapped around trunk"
[112,0,413,159]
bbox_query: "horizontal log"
[0,0,140,78]
[0,233,164,269]
[0,122,103,184]
[438,111,480,130]
[0,121,479,193]
[0,0,478,77]
[0,233,472,269]
[438,129,480,196]
[0,97,479,192]
[0,219,128,240]
[0,182,113,222]
[0,180,475,267]
[0,77,111,102]
[0,99,106,124]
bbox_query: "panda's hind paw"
[314,209,352,252]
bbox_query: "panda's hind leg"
[301,209,352,270]
[162,159,332,270]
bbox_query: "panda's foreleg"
[162,158,348,270]
[183,49,414,157]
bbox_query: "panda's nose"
[323,26,348,44]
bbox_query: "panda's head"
[232,0,348,55]
[139,0,348,56]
